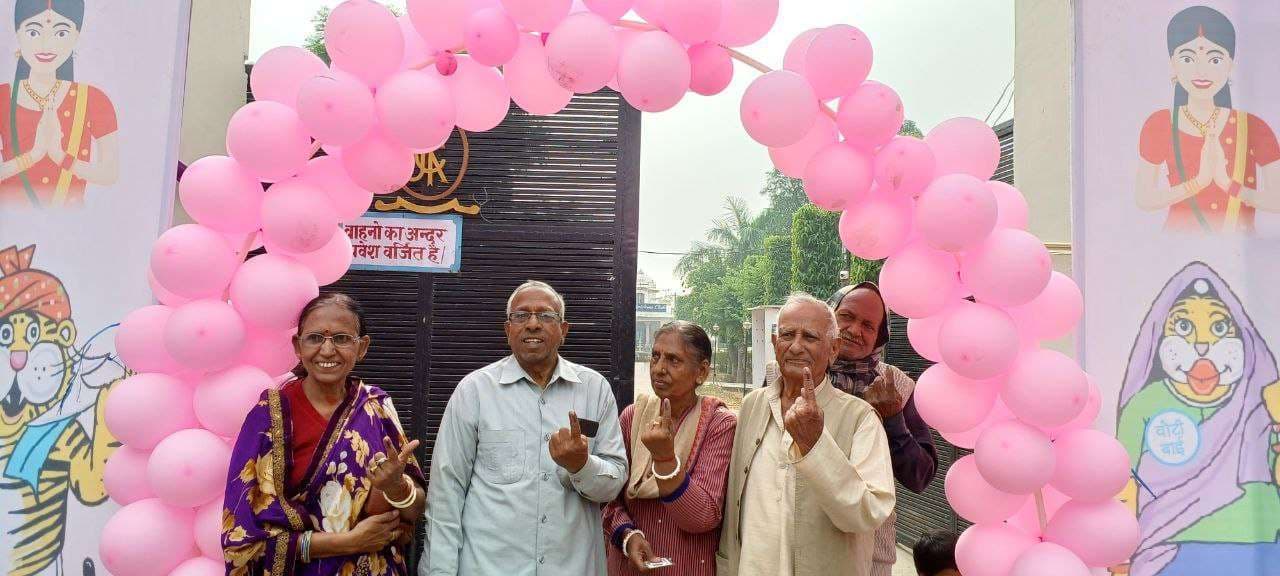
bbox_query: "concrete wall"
[1015,0,1075,354]
[175,0,252,223]
[1014,0,1074,274]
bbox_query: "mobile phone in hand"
[643,558,673,570]
[577,417,600,438]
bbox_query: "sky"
[249,1,1015,292]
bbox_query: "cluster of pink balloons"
[101,1,1135,574]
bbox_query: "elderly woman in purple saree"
[222,294,426,576]
[1114,262,1280,575]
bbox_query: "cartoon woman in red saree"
[1135,6,1280,235]
[0,0,118,210]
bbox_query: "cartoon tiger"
[1115,265,1280,575]
[0,245,121,576]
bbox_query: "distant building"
[635,270,676,354]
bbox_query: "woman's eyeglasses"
[299,333,359,348]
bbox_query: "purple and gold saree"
[222,379,425,576]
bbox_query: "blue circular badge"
[1144,410,1199,466]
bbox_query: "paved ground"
[632,363,919,575]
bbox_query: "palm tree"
[676,197,758,280]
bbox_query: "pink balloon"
[782,28,822,75]
[325,0,404,86]
[740,70,818,147]
[584,0,634,21]
[261,179,340,254]
[939,301,1020,379]
[838,187,914,260]
[116,306,182,374]
[178,156,264,235]
[917,173,998,252]
[1009,542,1091,576]
[148,268,190,307]
[927,116,1001,180]
[104,446,155,505]
[164,299,246,373]
[837,81,903,150]
[975,419,1055,494]
[501,0,573,32]
[275,227,354,286]
[880,241,959,318]
[1009,271,1084,342]
[947,455,1026,524]
[150,224,239,300]
[662,0,721,45]
[171,556,224,576]
[1045,376,1101,440]
[715,0,779,47]
[296,70,376,147]
[618,31,691,113]
[989,181,1029,230]
[230,254,319,332]
[689,42,734,96]
[194,498,224,560]
[906,309,950,363]
[1006,484,1069,538]
[607,28,641,91]
[408,0,467,52]
[1044,500,1140,568]
[104,373,197,450]
[942,398,1014,449]
[195,365,274,437]
[803,143,872,211]
[342,131,417,193]
[378,72,456,153]
[446,56,511,132]
[546,12,620,93]
[874,136,936,198]
[768,115,836,179]
[250,46,328,105]
[465,7,520,66]
[914,364,997,433]
[506,33,574,115]
[961,228,1053,307]
[226,101,313,183]
[148,428,232,508]
[100,499,197,576]
[1051,429,1131,503]
[631,0,665,26]
[803,25,873,101]
[1002,348,1088,428]
[297,155,372,221]
[238,328,300,378]
[955,523,1038,576]
[398,15,433,70]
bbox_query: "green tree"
[899,119,924,139]
[790,204,844,298]
[752,169,809,242]
[762,235,791,305]
[849,257,884,284]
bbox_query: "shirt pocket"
[476,429,525,485]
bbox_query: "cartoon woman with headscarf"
[1135,6,1280,234]
[0,0,117,209]
[1114,261,1280,575]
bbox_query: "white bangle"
[650,454,682,481]
[622,529,646,558]
[382,474,417,509]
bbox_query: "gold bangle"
[15,153,30,172]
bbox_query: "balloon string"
[1034,489,1048,533]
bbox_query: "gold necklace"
[22,79,61,111]
[1181,105,1220,137]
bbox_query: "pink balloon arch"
[101,1,1137,574]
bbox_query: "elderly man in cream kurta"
[716,293,895,576]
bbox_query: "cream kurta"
[720,376,896,576]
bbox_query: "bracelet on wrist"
[382,474,417,509]
[622,529,646,558]
[651,454,682,481]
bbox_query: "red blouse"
[1139,108,1280,233]
[282,379,329,491]
[0,82,117,208]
